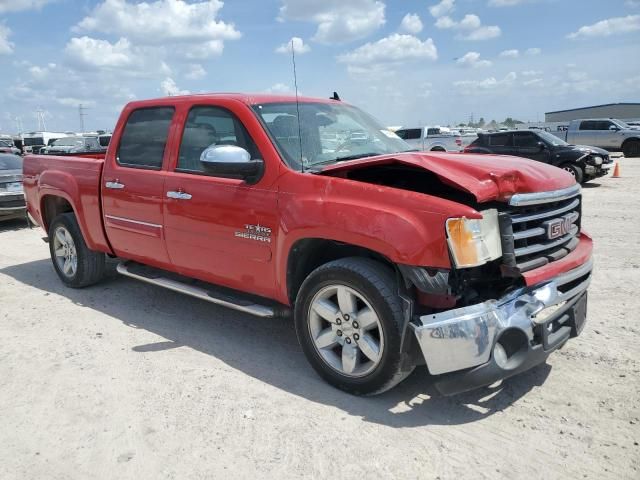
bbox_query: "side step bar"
[116,261,277,318]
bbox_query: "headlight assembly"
[445,209,503,268]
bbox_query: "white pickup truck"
[394,126,462,152]
[552,119,640,157]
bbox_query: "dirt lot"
[1,156,638,479]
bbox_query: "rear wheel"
[49,213,105,288]
[561,163,584,184]
[623,139,640,158]
[294,257,413,395]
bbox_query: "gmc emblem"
[545,212,579,240]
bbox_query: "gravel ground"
[0,155,638,479]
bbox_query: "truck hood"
[318,151,575,203]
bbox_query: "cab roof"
[127,93,343,109]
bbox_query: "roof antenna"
[330,91,341,101]
[291,38,305,172]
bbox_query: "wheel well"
[41,195,73,230]
[622,137,640,148]
[286,239,397,304]
[430,146,445,151]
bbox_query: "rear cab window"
[395,128,422,140]
[117,107,175,169]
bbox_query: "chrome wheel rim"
[308,285,384,377]
[53,226,77,278]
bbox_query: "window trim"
[174,104,261,176]
[116,106,175,170]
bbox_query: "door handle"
[105,180,125,189]
[167,191,192,200]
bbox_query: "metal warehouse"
[545,103,640,122]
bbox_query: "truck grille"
[499,185,582,273]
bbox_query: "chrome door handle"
[167,191,192,200]
[105,180,125,189]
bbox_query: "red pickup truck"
[23,94,592,396]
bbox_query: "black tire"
[49,212,105,288]
[294,257,414,395]
[561,163,584,184]
[623,139,640,158]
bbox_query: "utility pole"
[78,104,88,133]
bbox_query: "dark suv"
[464,130,612,183]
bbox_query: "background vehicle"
[0,154,25,221]
[394,126,462,152]
[0,139,21,156]
[551,119,640,157]
[465,130,613,183]
[21,132,69,154]
[41,136,103,155]
[23,94,592,397]
[98,133,112,149]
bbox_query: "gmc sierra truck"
[23,94,593,396]
[552,118,640,157]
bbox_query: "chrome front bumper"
[411,258,592,393]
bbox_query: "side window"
[177,106,259,173]
[596,121,614,130]
[488,133,511,147]
[579,121,596,131]
[395,128,421,140]
[513,132,538,148]
[118,107,174,169]
[426,128,440,136]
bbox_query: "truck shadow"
[1,258,552,428]
[0,217,30,232]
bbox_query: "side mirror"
[537,141,546,151]
[200,145,264,184]
[609,125,619,131]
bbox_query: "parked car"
[394,126,462,152]
[550,119,640,157]
[0,154,25,221]
[22,132,70,154]
[41,136,103,155]
[465,130,613,183]
[0,139,21,156]
[24,93,592,396]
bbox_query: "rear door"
[101,106,175,268]
[162,102,279,299]
[486,132,513,155]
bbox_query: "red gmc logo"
[546,212,579,240]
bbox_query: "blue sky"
[0,0,638,133]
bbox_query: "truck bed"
[22,154,111,253]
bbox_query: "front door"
[513,131,548,162]
[163,104,278,299]
[101,106,175,268]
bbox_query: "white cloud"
[526,47,541,55]
[0,0,53,13]
[625,0,640,7]
[74,0,240,57]
[456,51,492,68]
[337,34,437,66]
[278,0,385,44]
[567,15,640,39]
[523,78,543,87]
[435,14,501,40]
[488,0,530,6]
[399,13,423,34]
[161,77,189,96]
[499,49,519,58]
[454,71,517,94]
[522,70,542,76]
[65,37,135,69]
[275,36,311,55]
[429,0,455,18]
[0,23,13,55]
[185,63,206,80]
[265,83,292,93]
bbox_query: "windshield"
[52,137,84,147]
[0,154,22,170]
[252,102,413,170]
[0,140,13,147]
[537,131,568,146]
[24,137,44,146]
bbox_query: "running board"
[116,261,277,318]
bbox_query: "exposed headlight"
[445,209,502,268]
[591,156,602,165]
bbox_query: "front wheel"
[49,212,105,288]
[294,257,413,395]
[561,163,584,184]
[623,139,640,158]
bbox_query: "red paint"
[23,94,592,307]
